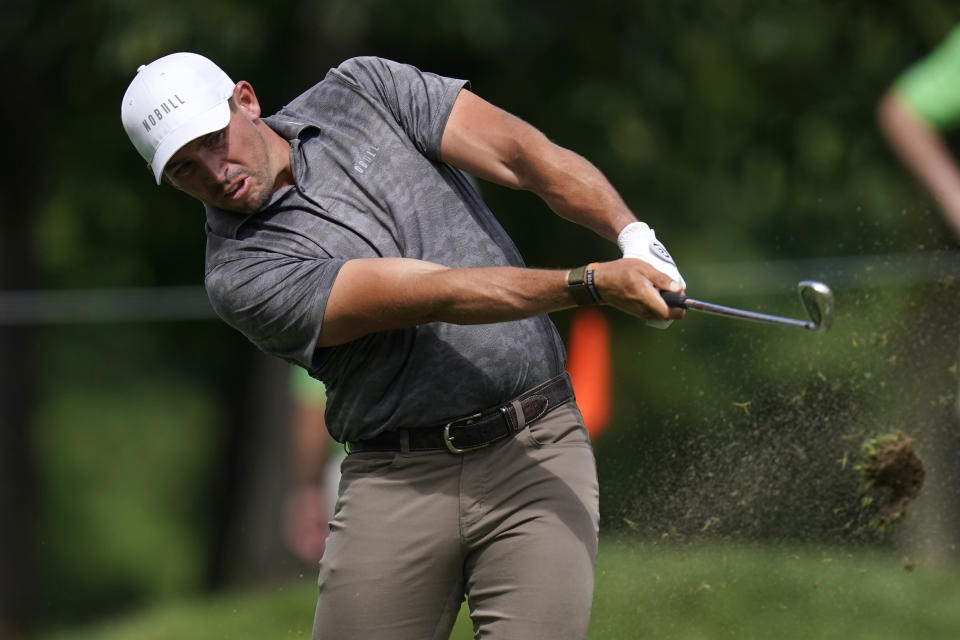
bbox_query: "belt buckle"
[442,412,484,454]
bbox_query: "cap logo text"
[141,94,187,132]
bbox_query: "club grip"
[660,290,688,308]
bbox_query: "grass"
[590,538,960,639]
[41,538,960,640]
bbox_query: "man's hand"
[591,258,685,324]
[617,221,686,328]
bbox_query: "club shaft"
[681,297,816,330]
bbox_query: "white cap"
[121,52,235,184]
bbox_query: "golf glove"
[617,221,686,329]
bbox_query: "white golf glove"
[617,221,686,329]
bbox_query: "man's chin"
[209,191,268,214]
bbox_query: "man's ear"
[232,81,261,119]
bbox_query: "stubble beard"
[219,129,279,214]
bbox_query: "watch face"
[567,265,596,306]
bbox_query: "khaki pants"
[312,402,600,639]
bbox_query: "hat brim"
[150,100,232,184]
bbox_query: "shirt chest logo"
[353,145,380,174]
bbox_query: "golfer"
[121,52,685,640]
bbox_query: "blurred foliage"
[22,0,960,290]
[31,325,233,627]
[34,382,217,624]
[6,0,960,632]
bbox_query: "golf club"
[660,280,834,332]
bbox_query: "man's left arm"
[440,88,685,330]
[440,89,637,243]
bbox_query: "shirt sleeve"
[330,56,469,160]
[205,251,347,369]
[896,25,960,130]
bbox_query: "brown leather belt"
[347,373,574,455]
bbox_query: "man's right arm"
[205,250,681,356]
[316,257,682,347]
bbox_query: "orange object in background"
[565,308,612,439]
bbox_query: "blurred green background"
[4,0,960,638]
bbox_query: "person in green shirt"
[878,25,960,238]
[877,27,960,563]
[284,366,345,565]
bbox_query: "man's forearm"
[513,139,638,242]
[440,90,637,242]
[317,257,683,347]
[319,260,571,346]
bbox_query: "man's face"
[163,87,284,213]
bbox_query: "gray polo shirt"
[204,57,565,442]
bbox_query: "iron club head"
[797,280,834,332]
[661,281,835,332]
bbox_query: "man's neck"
[267,127,295,192]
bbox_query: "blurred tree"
[1,0,57,635]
